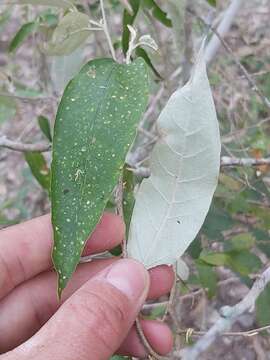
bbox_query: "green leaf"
[51,58,149,296]
[254,229,270,258]
[135,47,162,79]
[219,173,242,191]
[109,244,122,256]
[39,12,59,28]
[200,249,262,276]
[226,250,261,276]
[202,204,235,241]
[0,96,17,124]
[224,233,255,252]
[256,284,270,327]
[187,236,202,259]
[38,115,52,142]
[9,22,38,53]
[123,167,135,237]
[196,260,217,298]
[207,0,217,7]
[122,0,140,55]
[142,0,172,27]
[228,191,251,213]
[25,152,51,193]
[200,251,229,266]
[251,207,270,230]
[147,304,167,319]
[44,11,90,56]
[127,47,221,269]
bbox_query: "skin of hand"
[0,213,174,360]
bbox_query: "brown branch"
[190,9,270,111]
[1,135,269,170]
[178,324,270,339]
[126,155,270,178]
[222,117,270,144]
[0,134,51,152]
[115,174,163,358]
[0,91,54,102]
[162,265,177,322]
[221,156,270,167]
[142,278,239,313]
[204,0,243,64]
[180,266,270,359]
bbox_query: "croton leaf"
[51,58,149,296]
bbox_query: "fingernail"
[105,259,149,301]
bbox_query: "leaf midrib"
[75,62,117,230]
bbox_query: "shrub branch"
[179,266,270,359]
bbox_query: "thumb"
[13,259,149,360]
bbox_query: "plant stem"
[115,175,127,257]
[0,134,51,152]
[100,0,117,61]
[180,266,270,359]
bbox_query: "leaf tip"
[52,246,66,300]
[57,281,64,300]
[56,272,68,300]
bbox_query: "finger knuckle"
[0,251,13,297]
[68,282,129,352]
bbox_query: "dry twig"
[0,91,54,102]
[221,156,270,167]
[178,324,270,339]
[180,266,270,359]
[191,9,270,111]
[2,134,270,171]
[162,266,177,322]
[204,0,244,64]
[100,0,116,61]
[0,134,51,152]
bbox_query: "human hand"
[0,213,173,359]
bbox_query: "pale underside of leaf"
[127,52,221,269]
[51,58,148,296]
[176,258,189,281]
[49,47,85,94]
[44,11,90,56]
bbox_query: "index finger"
[0,212,124,300]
